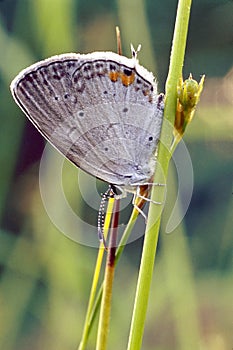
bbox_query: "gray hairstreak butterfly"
[10,45,164,241]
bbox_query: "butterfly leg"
[132,183,167,222]
[136,185,165,205]
[110,185,128,200]
[132,182,166,205]
[132,192,148,223]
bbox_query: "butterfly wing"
[10,52,163,186]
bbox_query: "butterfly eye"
[134,164,142,173]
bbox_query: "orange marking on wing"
[109,71,119,82]
[108,70,135,86]
[120,72,135,86]
[143,89,150,96]
[142,89,154,103]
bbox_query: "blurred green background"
[0,0,232,349]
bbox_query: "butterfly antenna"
[130,43,141,60]
[97,185,112,248]
[116,26,122,55]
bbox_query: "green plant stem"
[127,1,193,349]
[78,198,115,350]
[96,199,120,350]
[78,208,139,348]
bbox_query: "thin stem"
[96,199,120,350]
[127,1,193,349]
[78,198,115,350]
[77,206,139,344]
